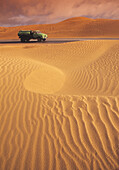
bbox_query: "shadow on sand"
[0,38,119,44]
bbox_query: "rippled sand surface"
[0,40,119,170]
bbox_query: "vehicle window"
[36,31,41,33]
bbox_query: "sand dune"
[0,17,119,39]
[0,40,119,170]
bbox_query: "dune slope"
[0,17,119,39]
[0,40,119,170]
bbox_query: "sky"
[0,0,119,26]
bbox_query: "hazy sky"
[0,0,119,26]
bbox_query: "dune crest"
[0,17,119,39]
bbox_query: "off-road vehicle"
[18,30,48,42]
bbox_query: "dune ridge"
[3,40,117,96]
[0,17,119,39]
[0,40,119,170]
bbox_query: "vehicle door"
[33,32,38,38]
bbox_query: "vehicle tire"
[38,38,41,42]
[21,38,25,42]
[26,39,30,42]
[43,39,46,42]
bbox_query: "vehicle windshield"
[33,30,41,33]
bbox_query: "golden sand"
[24,65,65,94]
[0,40,119,170]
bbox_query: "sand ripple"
[0,94,119,169]
[0,41,119,170]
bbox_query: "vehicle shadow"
[0,38,119,44]
[0,40,47,44]
[0,39,80,44]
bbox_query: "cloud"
[73,1,119,19]
[0,0,119,26]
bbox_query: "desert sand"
[0,17,119,39]
[0,39,119,170]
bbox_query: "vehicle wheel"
[26,39,30,42]
[43,39,46,42]
[38,38,41,42]
[21,38,25,42]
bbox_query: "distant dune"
[0,40,119,169]
[0,17,119,39]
